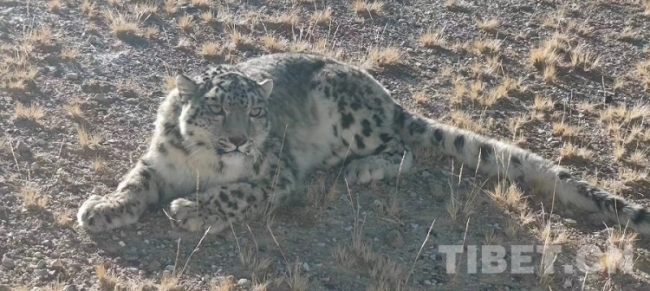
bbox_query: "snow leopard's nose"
[228,136,248,147]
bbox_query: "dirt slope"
[1,0,650,290]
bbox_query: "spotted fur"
[77,53,650,235]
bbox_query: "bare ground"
[1,0,650,290]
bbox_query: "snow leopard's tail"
[394,106,650,235]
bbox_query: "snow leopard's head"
[175,70,274,163]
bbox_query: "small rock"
[87,35,100,45]
[564,218,577,225]
[63,285,77,291]
[148,260,161,272]
[65,73,79,80]
[119,241,126,247]
[35,268,48,278]
[383,229,405,248]
[236,278,251,287]
[2,256,15,269]
[50,259,64,271]
[302,262,310,272]
[37,259,47,269]
[563,278,572,289]
[15,141,30,156]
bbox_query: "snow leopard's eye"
[250,108,263,117]
[208,105,223,114]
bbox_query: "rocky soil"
[1,0,650,290]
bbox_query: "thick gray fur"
[76,53,650,235]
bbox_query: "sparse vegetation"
[2,0,650,290]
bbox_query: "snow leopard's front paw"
[169,198,230,234]
[77,194,142,232]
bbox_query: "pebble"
[37,259,47,269]
[87,35,100,45]
[383,229,405,248]
[119,241,126,247]
[564,218,577,225]
[66,73,79,80]
[302,262,310,272]
[1,256,14,269]
[50,259,64,270]
[237,278,251,287]
[35,269,48,278]
[148,260,161,272]
[15,141,30,155]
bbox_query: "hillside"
[0,0,649,290]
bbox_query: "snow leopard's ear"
[258,79,273,99]
[175,74,197,102]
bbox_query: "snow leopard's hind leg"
[342,139,415,185]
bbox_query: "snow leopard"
[76,52,650,235]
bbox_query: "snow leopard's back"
[233,53,403,177]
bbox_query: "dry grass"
[14,102,46,122]
[95,264,118,291]
[352,0,384,16]
[228,29,255,51]
[636,61,650,89]
[164,0,178,14]
[476,18,500,34]
[486,181,524,213]
[535,97,555,115]
[104,11,140,37]
[530,43,560,70]
[76,125,102,150]
[19,186,49,210]
[362,46,402,70]
[191,0,212,9]
[558,142,593,161]
[471,39,502,55]
[413,91,428,104]
[261,35,289,52]
[48,0,62,12]
[3,1,650,290]
[198,41,222,59]
[569,45,600,72]
[177,14,194,32]
[62,97,84,119]
[311,7,332,25]
[552,121,582,138]
[419,28,446,48]
[81,0,96,18]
